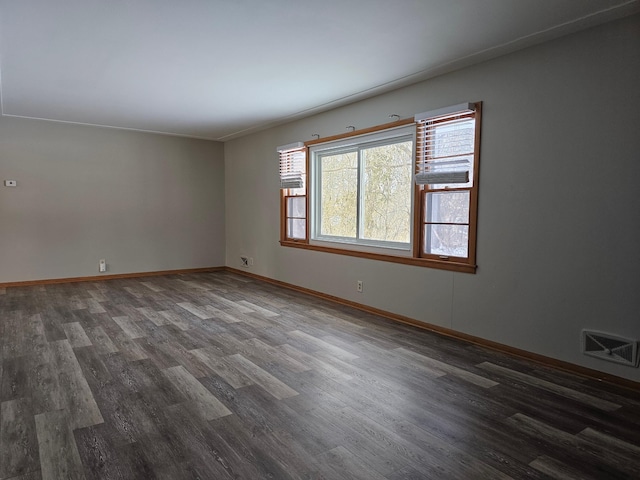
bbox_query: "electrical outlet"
[99,259,107,273]
[240,256,249,268]
[4,180,17,187]
[357,280,363,293]
[249,257,254,266]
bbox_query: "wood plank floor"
[1,271,639,479]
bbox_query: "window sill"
[280,240,477,274]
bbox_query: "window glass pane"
[287,219,306,239]
[424,191,470,224]
[288,187,306,196]
[361,141,413,243]
[428,118,474,188]
[424,224,469,257]
[287,196,306,218]
[432,118,474,157]
[320,151,357,238]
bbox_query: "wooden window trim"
[279,239,476,273]
[304,118,415,146]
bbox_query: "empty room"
[1,1,639,479]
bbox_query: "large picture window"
[311,126,415,252]
[279,102,481,273]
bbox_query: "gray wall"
[225,15,640,381]
[0,117,225,282]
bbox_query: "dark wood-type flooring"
[1,271,639,479]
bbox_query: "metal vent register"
[582,330,639,367]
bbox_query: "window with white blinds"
[414,103,481,263]
[415,103,476,187]
[278,142,307,241]
[278,142,306,189]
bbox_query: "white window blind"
[415,103,476,186]
[278,142,306,189]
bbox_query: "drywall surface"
[0,118,225,282]
[225,14,640,381]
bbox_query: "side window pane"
[287,219,306,239]
[424,225,469,257]
[285,196,306,240]
[361,141,413,243]
[423,191,470,258]
[428,118,475,189]
[320,151,358,238]
[289,186,306,196]
[288,196,306,217]
[424,192,470,224]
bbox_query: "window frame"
[279,102,481,274]
[415,107,480,264]
[310,125,416,252]
[279,144,308,243]
[283,195,308,241]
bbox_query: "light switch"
[4,180,17,187]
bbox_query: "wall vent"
[582,330,638,367]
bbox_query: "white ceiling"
[1,0,638,141]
